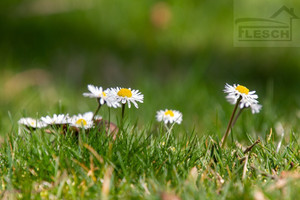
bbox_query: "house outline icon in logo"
[235,5,299,41]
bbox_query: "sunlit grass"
[0,79,299,199]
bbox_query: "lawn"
[0,0,300,199]
[0,78,299,199]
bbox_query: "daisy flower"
[70,112,94,129]
[83,85,107,104]
[224,83,258,108]
[18,117,47,128]
[83,85,120,108]
[222,83,262,148]
[156,109,182,124]
[111,87,144,108]
[41,114,70,125]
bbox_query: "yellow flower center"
[235,85,249,95]
[30,121,35,126]
[117,88,132,98]
[76,119,87,126]
[165,110,174,117]
[102,92,106,97]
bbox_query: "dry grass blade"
[83,143,104,164]
[254,189,266,200]
[71,158,89,172]
[160,192,181,200]
[250,165,278,180]
[244,139,260,154]
[242,155,248,180]
[102,166,114,200]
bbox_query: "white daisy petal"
[83,111,94,120]
[104,89,121,108]
[41,114,70,125]
[132,100,138,108]
[100,98,104,105]
[250,103,262,114]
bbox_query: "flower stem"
[121,104,125,120]
[165,123,170,140]
[92,98,102,121]
[107,107,111,133]
[221,97,241,148]
[166,122,176,143]
[231,108,244,127]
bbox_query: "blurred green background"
[1,0,300,137]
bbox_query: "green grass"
[0,81,299,200]
[1,0,300,198]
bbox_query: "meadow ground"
[1,0,300,199]
[0,77,299,200]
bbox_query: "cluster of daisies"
[18,83,261,147]
[18,85,183,132]
[18,112,99,129]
